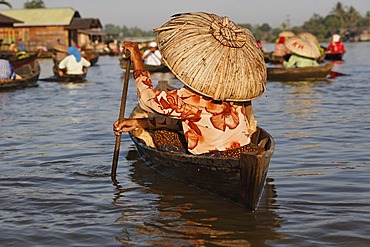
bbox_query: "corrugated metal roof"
[67,18,102,29]
[0,8,80,26]
[0,13,23,24]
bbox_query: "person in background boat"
[326,34,345,56]
[273,36,291,60]
[58,46,91,76]
[142,41,162,66]
[256,40,265,52]
[113,42,261,157]
[0,59,21,80]
[18,39,25,52]
[8,41,18,53]
[282,53,319,68]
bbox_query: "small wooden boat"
[267,63,334,82]
[49,55,88,82]
[1,52,39,69]
[82,51,99,66]
[39,73,87,83]
[0,60,41,91]
[119,57,170,73]
[129,122,275,211]
[325,53,344,61]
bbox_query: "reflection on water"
[112,149,283,246]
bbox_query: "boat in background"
[119,57,170,73]
[0,60,41,91]
[325,53,344,61]
[1,51,39,69]
[47,49,89,83]
[267,63,334,82]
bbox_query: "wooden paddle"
[111,52,131,180]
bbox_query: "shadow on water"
[111,148,284,246]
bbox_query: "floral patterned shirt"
[134,70,255,155]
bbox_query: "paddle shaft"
[111,56,131,179]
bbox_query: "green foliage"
[24,0,45,8]
[104,24,155,39]
[103,1,370,42]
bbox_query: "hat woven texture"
[285,36,321,59]
[154,12,266,102]
[298,32,319,45]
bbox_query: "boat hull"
[129,127,274,211]
[325,53,344,61]
[267,63,334,81]
[0,60,40,91]
[119,58,170,73]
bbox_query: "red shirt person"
[326,34,346,54]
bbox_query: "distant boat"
[0,60,41,91]
[82,50,99,66]
[1,51,39,69]
[325,53,344,61]
[48,54,89,83]
[267,63,334,82]
[39,73,87,83]
[119,57,170,73]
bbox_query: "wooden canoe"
[267,63,334,82]
[119,57,170,73]
[82,51,99,66]
[1,52,39,69]
[49,57,88,82]
[0,60,41,91]
[129,125,275,211]
[39,73,87,83]
[325,53,344,61]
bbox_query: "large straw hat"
[154,12,266,102]
[298,32,319,45]
[53,44,68,53]
[278,30,295,38]
[285,36,321,59]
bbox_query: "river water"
[1,42,370,247]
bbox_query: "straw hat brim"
[52,44,68,53]
[154,12,266,102]
[298,32,319,45]
[285,36,321,59]
[279,31,295,38]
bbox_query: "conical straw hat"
[278,30,295,38]
[154,12,266,102]
[285,36,321,59]
[52,44,68,53]
[298,32,319,45]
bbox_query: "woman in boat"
[325,34,345,57]
[58,46,91,76]
[142,41,162,66]
[282,54,319,68]
[282,36,320,68]
[114,43,261,157]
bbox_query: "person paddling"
[113,12,267,157]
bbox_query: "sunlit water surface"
[1,42,370,246]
